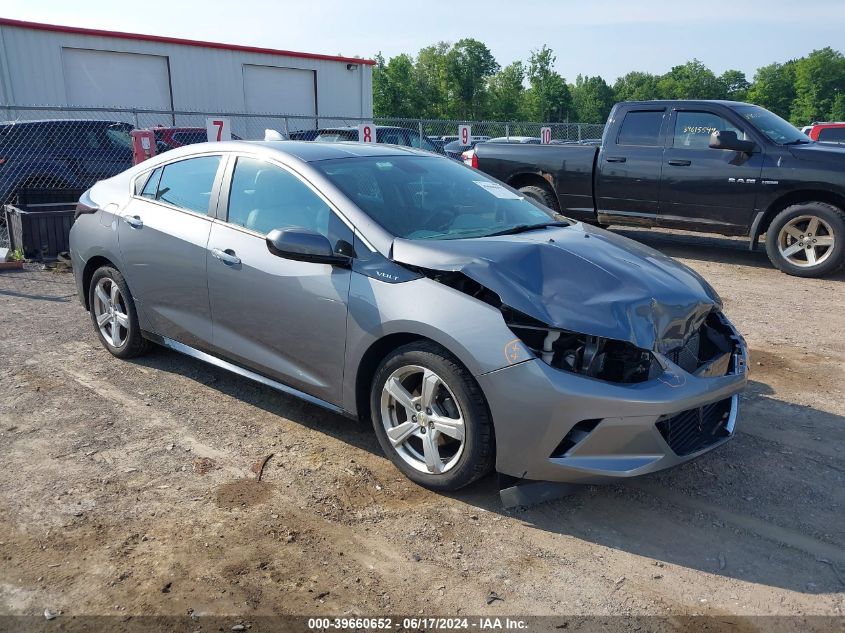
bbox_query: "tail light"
[461,149,477,168]
[74,202,98,220]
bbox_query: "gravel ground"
[0,228,843,627]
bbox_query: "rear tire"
[88,266,149,359]
[765,202,845,277]
[519,185,560,212]
[370,341,495,491]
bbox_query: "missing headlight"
[502,306,661,384]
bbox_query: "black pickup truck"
[472,100,845,277]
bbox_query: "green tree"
[790,48,845,124]
[657,59,725,99]
[444,38,500,119]
[415,42,451,119]
[525,45,571,121]
[372,53,419,118]
[613,71,661,102]
[487,61,527,120]
[571,74,615,123]
[830,94,845,121]
[746,61,796,119]
[719,69,750,101]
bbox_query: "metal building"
[0,17,374,123]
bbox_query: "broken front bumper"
[478,343,747,484]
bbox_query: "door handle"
[123,215,143,228]
[211,248,241,266]
[668,159,692,166]
[605,156,627,163]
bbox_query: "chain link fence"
[0,103,605,251]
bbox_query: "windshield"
[733,105,810,145]
[315,156,561,240]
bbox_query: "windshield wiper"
[484,221,569,237]
[783,139,812,145]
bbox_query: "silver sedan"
[70,140,747,492]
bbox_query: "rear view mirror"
[266,227,350,266]
[709,130,756,153]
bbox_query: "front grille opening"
[551,419,601,457]
[668,312,736,374]
[656,398,732,457]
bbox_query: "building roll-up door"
[62,48,172,111]
[242,64,317,134]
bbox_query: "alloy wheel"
[380,365,465,474]
[92,277,130,348]
[777,215,835,268]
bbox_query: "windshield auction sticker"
[473,180,523,200]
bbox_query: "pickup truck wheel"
[765,202,845,277]
[519,185,560,212]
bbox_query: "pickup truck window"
[818,127,845,143]
[733,104,809,145]
[674,112,747,149]
[616,111,664,146]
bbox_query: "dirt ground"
[1,228,844,627]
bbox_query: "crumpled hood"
[391,223,722,354]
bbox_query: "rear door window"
[149,156,221,214]
[616,110,665,146]
[139,167,163,197]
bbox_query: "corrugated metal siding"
[0,23,372,117]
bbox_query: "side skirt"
[142,331,353,419]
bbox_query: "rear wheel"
[765,202,845,277]
[88,266,149,359]
[519,185,560,212]
[370,342,494,491]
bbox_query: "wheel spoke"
[420,369,440,409]
[781,242,803,257]
[113,310,130,328]
[96,311,111,326]
[386,421,417,447]
[95,285,110,308]
[110,318,121,346]
[806,217,820,237]
[110,281,119,305]
[386,377,417,412]
[431,414,464,441]
[814,236,834,247]
[783,225,803,240]
[422,430,443,474]
[806,247,818,265]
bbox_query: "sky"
[4,0,845,82]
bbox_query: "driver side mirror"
[266,227,350,267]
[709,130,756,153]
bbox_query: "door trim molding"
[142,331,353,418]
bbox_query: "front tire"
[370,341,495,491]
[765,202,845,277]
[88,266,149,359]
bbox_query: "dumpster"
[4,198,78,261]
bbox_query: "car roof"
[0,118,131,127]
[150,139,431,163]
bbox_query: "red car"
[153,126,241,150]
[801,122,845,143]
